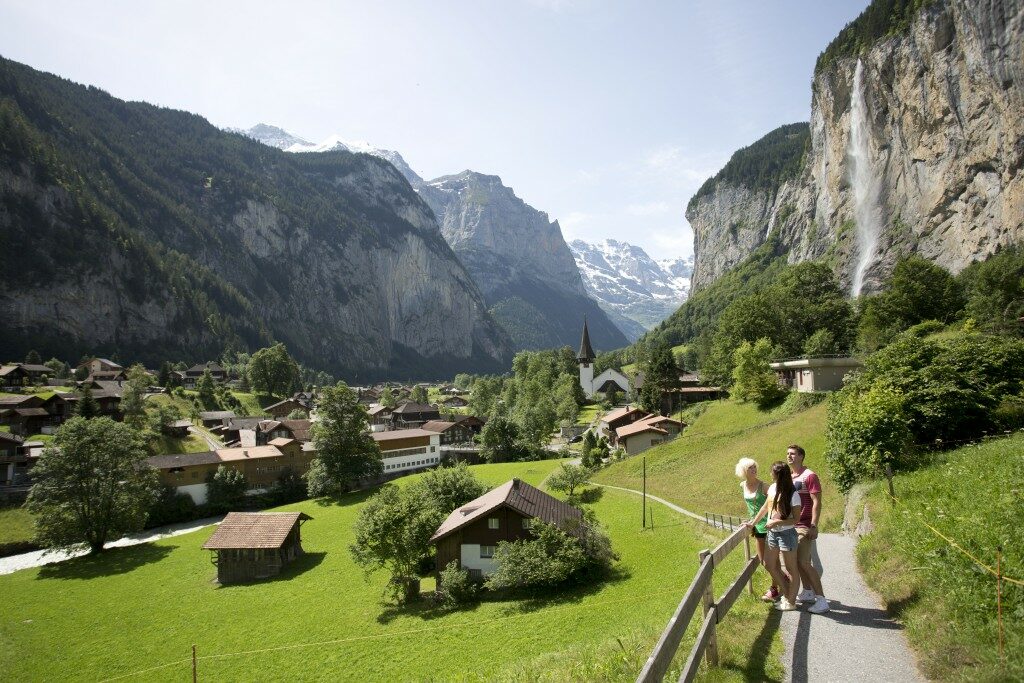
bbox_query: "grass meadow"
[0,458,785,681]
[856,434,1024,681]
[593,395,838,531]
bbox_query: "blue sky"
[0,0,869,259]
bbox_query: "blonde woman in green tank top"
[736,457,781,602]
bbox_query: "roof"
[577,319,596,362]
[0,431,24,445]
[392,402,437,414]
[0,395,44,407]
[216,446,284,462]
[185,362,226,374]
[371,429,437,442]
[769,357,864,370]
[367,405,391,417]
[146,451,220,469]
[202,512,311,550]
[279,419,312,441]
[601,405,644,424]
[616,422,669,440]
[199,411,236,420]
[264,397,304,411]
[14,407,49,417]
[420,420,461,433]
[224,417,263,431]
[18,364,51,373]
[268,437,297,447]
[637,415,684,428]
[669,386,725,393]
[169,419,193,428]
[431,479,583,543]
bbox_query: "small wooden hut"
[202,512,311,584]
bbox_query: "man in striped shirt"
[788,444,829,614]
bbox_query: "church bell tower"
[577,318,596,396]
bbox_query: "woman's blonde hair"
[734,457,758,478]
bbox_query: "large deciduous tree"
[639,341,679,414]
[27,417,158,554]
[247,343,300,398]
[307,382,381,496]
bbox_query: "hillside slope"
[592,397,839,531]
[0,57,511,379]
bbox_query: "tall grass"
[857,434,1024,681]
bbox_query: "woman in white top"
[746,461,802,611]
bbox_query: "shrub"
[731,338,787,408]
[436,560,477,608]
[485,519,616,592]
[146,486,199,528]
[824,383,915,492]
[206,465,247,512]
[411,463,486,514]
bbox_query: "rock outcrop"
[688,0,1023,294]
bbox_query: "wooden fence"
[636,524,758,683]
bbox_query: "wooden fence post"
[744,533,754,595]
[997,546,1004,664]
[699,549,719,666]
[884,463,896,503]
[192,644,197,683]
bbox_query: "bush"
[824,383,915,492]
[484,519,616,592]
[824,330,1024,490]
[206,465,247,512]
[436,560,478,608]
[731,338,787,408]
[146,486,199,528]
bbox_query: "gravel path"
[778,533,923,682]
[589,482,707,522]
[0,515,223,575]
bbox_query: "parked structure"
[202,511,311,584]
[146,441,316,504]
[769,356,863,393]
[430,479,583,580]
[372,429,442,476]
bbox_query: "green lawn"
[24,434,54,445]
[593,395,838,531]
[0,459,783,682]
[230,391,271,416]
[857,435,1024,681]
[0,506,36,550]
[151,434,209,455]
[575,403,603,427]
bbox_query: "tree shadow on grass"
[577,487,604,504]
[211,552,327,588]
[375,595,468,625]
[719,606,783,683]
[36,543,175,580]
[311,487,376,509]
[494,565,634,616]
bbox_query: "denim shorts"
[767,527,798,551]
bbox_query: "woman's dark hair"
[771,461,795,519]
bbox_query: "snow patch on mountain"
[570,239,692,335]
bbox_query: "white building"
[577,320,631,398]
[769,356,863,393]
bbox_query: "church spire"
[577,318,596,363]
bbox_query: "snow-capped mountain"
[570,239,692,338]
[232,125,422,184]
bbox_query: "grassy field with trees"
[0,459,785,682]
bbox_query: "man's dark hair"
[788,444,806,459]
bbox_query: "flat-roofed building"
[769,356,863,393]
[372,428,441,476]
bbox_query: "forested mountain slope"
[0,57,511,379]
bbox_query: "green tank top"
[743,482,768,534]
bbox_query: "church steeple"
[577,318,596,364]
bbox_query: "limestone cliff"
[688,0,1023,294]
[417,171,629,351]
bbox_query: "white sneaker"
[808,596,830,614]
[774,598,797,611]
[797,589,816,603]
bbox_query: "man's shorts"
[797,526,816,564]
[767,527,797,551]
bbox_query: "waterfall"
[847,59,881,297]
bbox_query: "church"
[576,320,631,398]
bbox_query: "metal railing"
[636,524,757,683]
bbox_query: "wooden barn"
[430,479,582,580]
[202,512,311,584]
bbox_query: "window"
[430,446,436,453]
[522,518,532,530]
[487,517,499,530]
[480,545,495,558]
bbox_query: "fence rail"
[636,524,755,683]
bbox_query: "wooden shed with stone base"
[203,512,311,584]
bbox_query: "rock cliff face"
[0,58,511,379]
[688,0,1023,294]
[417,172,629,351]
